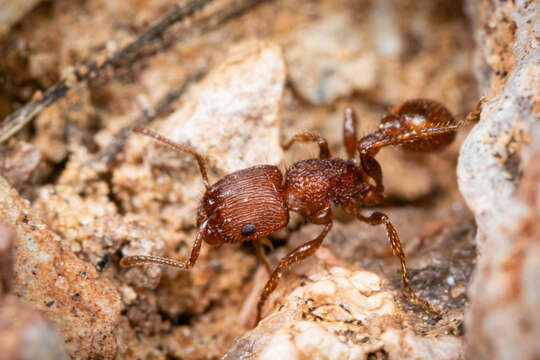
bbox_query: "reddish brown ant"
[120,98,483,323]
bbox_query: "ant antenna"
[133,126,211,191]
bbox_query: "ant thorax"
[284,158,370,219]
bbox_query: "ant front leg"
[348,206,431,311]
[120,220,208,270]
[256,221,333,323]
[283,132,331,159]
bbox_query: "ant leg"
[133,126,211,191]
[352,208,431,311]
[463,96,485,124]
[342,107,385,193]
[343,107,358,160]
[358,123,460,155]
[120,220,207,269]
[283,132,331,159]
[254,238,273,275]
[256,222,333,323]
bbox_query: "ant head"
[197,195,226,245]
[359,153,384,205]
[197,165,289,246]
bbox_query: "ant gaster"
[121,98,483,323]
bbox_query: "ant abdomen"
[382,99,457,152]
[357,98,459,155]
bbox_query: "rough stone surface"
[0,223,70,360]
[0,176,122,359]
[224,251,465,360]
[458,0,540,359]
[33,161,166,289]
[160,40,285,173]
[459,0,538,245]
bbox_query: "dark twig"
[0,0,214,143]
[97,1,214,70]
[0,82,69,143]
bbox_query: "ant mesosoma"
[121,98,483,323]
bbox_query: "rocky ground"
[0,0,537,359]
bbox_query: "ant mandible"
[120,98,483,323]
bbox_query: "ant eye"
[241,224,256,237]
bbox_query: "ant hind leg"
[256,222,333,323]
[351,207,432,312]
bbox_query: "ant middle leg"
[350,207,431,311]
[254,238,274,275]
[256,222,333,323]
[343,107,358,160]
[120,220,207,270]
[283,132,331,159]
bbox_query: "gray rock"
[458,1,540,358]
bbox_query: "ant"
[120,98,483,323]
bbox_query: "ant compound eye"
[241,224,256,237]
